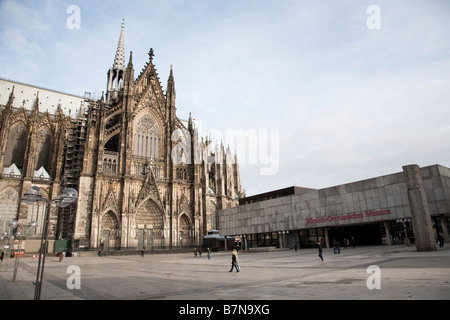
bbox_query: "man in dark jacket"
[317,242,324,261]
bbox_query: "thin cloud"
[0,1,449,196]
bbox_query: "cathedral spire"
[6,86,15,110]
[167,64,175,98]
[166,65,176,122]
[128,50,133,67]
[32,92,40,114]
[106,19,126,102]
[125,51,134,77]
[123,51,135,95]
[113,19,126,71]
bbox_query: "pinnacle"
[113,21,126,71]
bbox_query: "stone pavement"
[0,245,449,301]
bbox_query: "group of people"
[194,247,211,259]
[332,237,357,254]
[317,237,357,261]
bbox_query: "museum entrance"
[328,223,385,247]
[327,223,384,247]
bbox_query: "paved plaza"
[1,245,449,301]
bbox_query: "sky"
[0,0,449,196]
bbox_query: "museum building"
[219,164,450,250]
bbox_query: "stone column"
[402,165,437,251]
[383,221,393,245]
[279,231,283,248]
[324,228,330,248]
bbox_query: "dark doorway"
[328,223,383,247]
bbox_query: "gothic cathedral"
[0,24,244,253]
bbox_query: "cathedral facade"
[0,25,243,253]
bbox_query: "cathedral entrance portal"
[100,211,120,251]
[179,214,191,248]
[137,229,154,250]
[102,230,110,251]
[136,198,164,250]
[147,230,153,249]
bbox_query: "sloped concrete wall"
[219,165,449,240]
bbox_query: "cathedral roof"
[0,77,88,116]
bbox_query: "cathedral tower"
[106,20,126,102]
[0,22,244,253]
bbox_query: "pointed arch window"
[4,123,27,171]
[35,126,51,172]
[134,113,160,159]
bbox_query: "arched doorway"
[135,198,164,250]
[100,211,120,251]
[179,214,191,248]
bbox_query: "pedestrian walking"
[294,244,298,252]
[59,251,64,262]
[194,248,197,258]
[0,250,4,262]
[317,242,324,261]
[333,239,340,254]
[199,248,203,257]
[140,249,144,257]
[207,248,211,259]
[350,236,356,248]
[229,249,240,272]
[437,232,444,248]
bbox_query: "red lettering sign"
[306,209,392,225]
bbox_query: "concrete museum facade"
[219,164,449,251]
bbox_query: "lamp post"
[1,232,13,269]
[21,186,78,300]
[8,220,37,281]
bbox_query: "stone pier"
[403,164,437,251]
